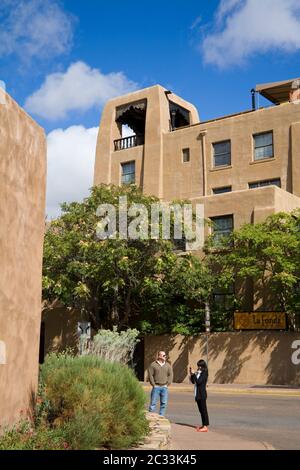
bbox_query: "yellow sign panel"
[234,312,286,330]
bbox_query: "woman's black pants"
[196,399,209,426]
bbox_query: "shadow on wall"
[145,332,300,385]
[202,332,300,385]
[208,333,252,383]
[253,277,278,313]
[171,336,199,382]
[252,332,300,385]
[42,306,82,357]
[144,335,199,383]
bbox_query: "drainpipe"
[199,130,208,196]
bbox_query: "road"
[161,390,300,450]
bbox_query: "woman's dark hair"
[197,359,208,372]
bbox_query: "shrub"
[40,353,148,449]
[80,327,140,364]
[0,421,69,450]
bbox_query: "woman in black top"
[189,359,209,432]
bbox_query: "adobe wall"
[94,85,199,198]
[190,185,300,233]
[144,332,300,385]
[42,305,82,356]
[0,91,46,427]
[162,101,300,201]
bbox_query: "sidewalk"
[170,423,274,450]
[142,382,300,397]
[137,413,274,451]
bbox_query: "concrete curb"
[135,412,171,450]
[143,385,300,397]
[207,388,300,397]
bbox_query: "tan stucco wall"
[190,185,300,232]
[0,92,46,427]
[291,121,300,197]
[162,102,300,201]
[94,85,199,198]
[42,305,82,356]
[113,145,144,188]
[144,333,300,385]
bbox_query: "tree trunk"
[124,289,131,326]
[111,285,119,326]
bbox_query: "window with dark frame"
[249,178,281,189]
[212,285,235,311]
[211,214,233,245]
[213,140,231,167]
[182,148,190,163]
[253,131,274,161]
[121,161,135,185]
[213,186,232,195]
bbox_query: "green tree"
[205,210,300,330]
[43,185,211,333]
[137,254,214,334]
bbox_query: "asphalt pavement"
[143,383,300,450]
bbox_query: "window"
[121,161,135,184]
[211,215,233,245]
[213,140,231,167]
[169,101,190,130]
[173,236,187,252]
[253,131,273,161]
[115,100,146,151]
[249,178,281,189]
[213,286,235,311]
[182,148,190,163]
[213,186,232,195]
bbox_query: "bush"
[80,327,140,364]
[0,421,69,450]
[39,353,149,449]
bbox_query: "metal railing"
[114,134,144,151]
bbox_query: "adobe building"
[93,79,300,385]
[0,88,46,426]
[94,78,300,208]
[94,79,300,311]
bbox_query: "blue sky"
[1,0,300,216]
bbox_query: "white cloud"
[122,124,135,137]
[46,125,98,219]
[203,0,300,68]
[190,16,202,31]
[0,0,75,61]
[25,61,138,120]
[216,0,242,23]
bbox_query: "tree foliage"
[205,210,300,330]
[43,185,212,333]
[44,184,300,333]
